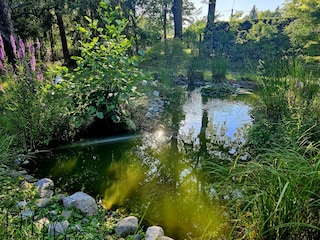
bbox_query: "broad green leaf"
[96,112,104,119]
[88,106,96,114]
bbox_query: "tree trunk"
[55,9,70,65]
[204,0,216,51]
[0,0,15,64]
[163,2,168,39]
[172,0,183,39]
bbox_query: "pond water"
[30,88,253,239]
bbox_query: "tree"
[204,0,217,51]
[248,5,258,19]
[284,0,320,57]
[0,0,15,64]
[172,0,183,39]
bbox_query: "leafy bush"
[69,1,144,130]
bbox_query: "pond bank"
[1,164,174,239]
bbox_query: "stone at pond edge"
[35,217,50,231]
[36,198,51,208]
[63,192,98,216]
[115,216,139,237]
[35,178,54,197]
[48,220,70,236]
[145,226,165,240]
[159,237,174,240]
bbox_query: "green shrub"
[69,1,144,130]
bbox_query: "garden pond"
[29,88,253,239]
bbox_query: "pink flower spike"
[31,45,35,55]
[10,35,17,56]
[36,38,41,51]
[30,55,36,72]
[19,38,25,58]
[45,49,51,62]
[0,83,3,92]
[37,70,44,82]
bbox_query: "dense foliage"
[0,0,320,239]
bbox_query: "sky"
[190,0,286,20]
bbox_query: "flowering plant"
[0,35,74,150]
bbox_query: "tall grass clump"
[205,145,320,239]
[249,57,320,150]
[203,57,320,239]
[211,54,228,82]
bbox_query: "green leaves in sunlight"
[68,2,144,130]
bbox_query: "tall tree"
[172,0,183,39]
[204,0,216,50]
[248,5,258,19]
[54,5,70,64]
[0,0,15,64]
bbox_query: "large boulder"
[145,226,165,240]
[115,216,139,237]
[63,192,98,216]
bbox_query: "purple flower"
[30,55,36,72]
[0,48,5,61]
[37,70,43,82]
[36,38,41,51]
[0,61,3,71]
[10,35,17,56]
[30,45,35,55]
[18,38,25,58]
[45,49,51,62]
[26,40,32,55]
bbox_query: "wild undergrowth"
[204,58,320,239]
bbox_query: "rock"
[56,193,67,202]
[18,170,28,175]
[48,220,69,236]
[142,80,148,86]
[153,90,160,97]
[63,192,98,216]
[159,237,174,240]
[21,160,30,166]
[35,217,50,231]
[145,226,165,240]
[20,181,32,190]
[21,209,34,218]
[61,210,73,219]
[43,190,54,198]
[36,198,51,208]
[17,201,28,208]
[22,174,37,182]
[115,216,139,237]
[35,178,54,197]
